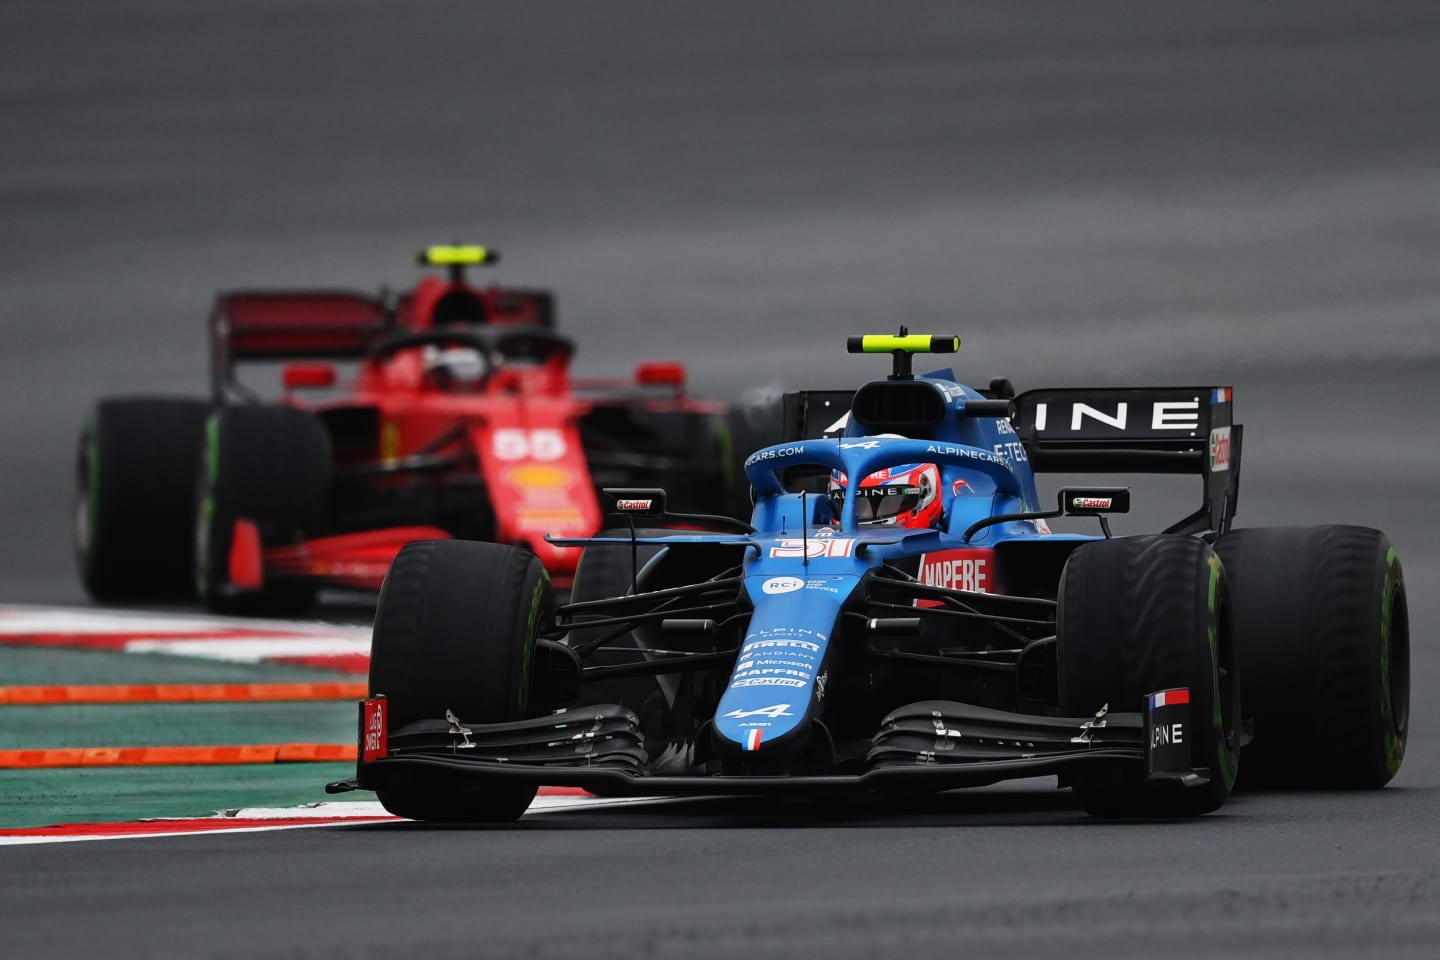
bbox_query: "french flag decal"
[1212,387,1232,403]
[744,729,763,752]
[1149,688,1190,708]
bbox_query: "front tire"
[1216,525,1408,788]
[368,540,552,822]
[1058,535,1240,818]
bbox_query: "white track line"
[0,795,681,845]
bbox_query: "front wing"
[330,692,1206,798]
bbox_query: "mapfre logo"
[917,549,993,595]
[1209,427,1232,472]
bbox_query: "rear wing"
[210,286,558,400]
[210,290,392,399]
[779,384,1242,537]
[1012,386,1241,536]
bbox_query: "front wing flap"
[337,690,1206,798]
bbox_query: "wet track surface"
[2,1,1439,957]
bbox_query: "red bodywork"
[212,271,723,595]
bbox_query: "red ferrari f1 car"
[76,246,736,611]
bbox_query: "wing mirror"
[1059,488,1131,515]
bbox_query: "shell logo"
[506,464,571,488]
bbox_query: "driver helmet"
[422,344,488,387]
[828,463,942,528]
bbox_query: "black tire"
[1215,525,1408,788]
[76,397,210,602]
[1058,535,1240,817]
[368,539,552,822]
[195,405,330,614]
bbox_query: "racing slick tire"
[1215,526,1408,789]
[1058,535,1240,818]
[368,540,552,822]
[194,405,329,614]
[76,397,210,602]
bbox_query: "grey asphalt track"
[2,1,1439,958]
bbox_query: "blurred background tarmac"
[1,3,1437,955]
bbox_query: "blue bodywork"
[566,372,1101,761]
[718,374,1098,757]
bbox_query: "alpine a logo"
[725,703,794,720]
[614,499,653,511]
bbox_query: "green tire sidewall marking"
[1207,551,1236,791]
[195,416,221,596]
[517,572,547,714]
[1380,546,1404,775]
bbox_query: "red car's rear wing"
[215,291,390,361]
[210,285,559,399]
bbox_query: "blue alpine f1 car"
[332,333,1409,819]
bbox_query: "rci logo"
[762,576,804,595]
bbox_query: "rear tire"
[76,397,210,602]
[1058,535,1240,817]
[1215,525,1408,788]
[194,405,329,614]
[368,540,551,822]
